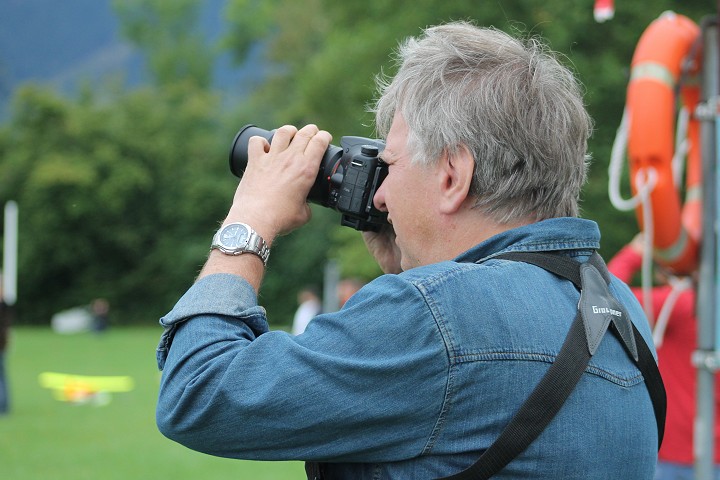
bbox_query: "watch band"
[211,222,270,266]
[245,229,271,265]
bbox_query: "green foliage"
[0,83,232,324]
[222,0,282,63]
[330,226,383,281]
[0,0,715,326]
[113,0,215,88]
[223,0,712,259]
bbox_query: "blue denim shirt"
[156,217,658,479]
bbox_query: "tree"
[113,0,215,88]
[223,0,713,263]
[1,0,713,325]
[0,82,231,324]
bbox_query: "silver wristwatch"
[211,222,270,266]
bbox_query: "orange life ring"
[626,12,702,275]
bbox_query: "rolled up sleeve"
[156,273,268,370]
[154,272,450,462]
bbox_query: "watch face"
[220,223,249,249]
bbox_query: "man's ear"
[437,146,474,214]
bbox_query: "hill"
[0,0,255,119]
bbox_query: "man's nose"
[373,184,388,212]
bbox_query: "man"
[291,286,322,335]
[156,22,659,478]
[337,278,364,308]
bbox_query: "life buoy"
[626,11,702,275]
[594,0,614,23]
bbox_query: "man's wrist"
[211,222,271,266]
[223,208,277,248]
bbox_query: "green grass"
[0,327,304,480]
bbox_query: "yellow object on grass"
[39,372,134,405]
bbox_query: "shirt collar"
[453,217,601,265]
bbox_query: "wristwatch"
[211,222,270,266]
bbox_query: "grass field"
[0,327,304,479]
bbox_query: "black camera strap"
[305,251,666,480]
[436,251,666,480]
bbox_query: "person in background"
[608,233,720,480]
[156,21,660,478]
[291,286,322,335]
[90,298,110,334]
[336,278,364,308]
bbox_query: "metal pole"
[2,201,18,306]
[694,17,719,480]
[323,260,340,313]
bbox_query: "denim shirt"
[156,217,658,479]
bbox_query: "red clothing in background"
[608,245,720,464]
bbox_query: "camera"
[229,125,389,231]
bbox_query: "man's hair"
[372,21,592,223]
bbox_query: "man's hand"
[198,124,331,290]
[362,224,403,274]
[227,124,332,241]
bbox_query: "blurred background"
[0,0,713,478]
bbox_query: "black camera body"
[229,125,388,231]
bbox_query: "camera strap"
[305,251,666,480]
[436,250,666,480]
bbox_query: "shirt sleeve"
[156,273,269,370]
[155,272,450,463]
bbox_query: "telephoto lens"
[228,124,388,231]
[229,125,344,205]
